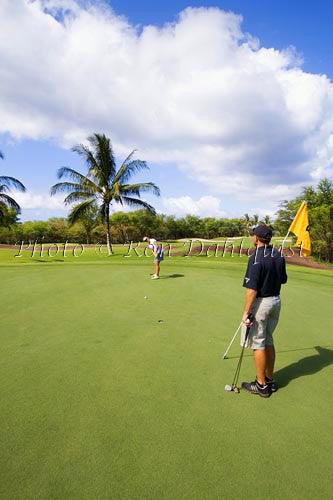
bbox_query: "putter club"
[225,312,255,393]
[222,322,243,359]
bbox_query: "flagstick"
[281,231,290,254]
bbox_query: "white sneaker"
[151,275,159,279]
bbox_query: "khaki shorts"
[240,296,281,350]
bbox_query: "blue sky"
[1,0,333,221]
[108,0,333,77]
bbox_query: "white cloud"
[1,0,333,212]
[12,190,148,218]
[247,207,276,220]
[162,195,226,218]
[12,191,67,210]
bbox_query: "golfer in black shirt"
[241,225,287,397]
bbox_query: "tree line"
[0,210,271,245]
[1,133,332,261]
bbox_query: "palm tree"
[0,151,26,221]
[262,215,272,227]
[51,133,160,253]
[242,213,251,234]
[252,214,259,226]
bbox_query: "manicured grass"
[0,250,332,499]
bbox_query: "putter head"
[223,355,228,360]
[232,385,240,393]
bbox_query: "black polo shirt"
[243,245,287,297]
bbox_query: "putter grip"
[247,312,255,323]
[244,313,255,345]
[245,313,254,339]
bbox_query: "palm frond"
[0,176,26,192]
[114,157,149,185]
[86,133,116,185]
[71,144,102,176]
[57,167,90,184]
[50,182,85,196]
[120,182,160,197]
[113,150,137,182]
[119,196,156,214]
[64,193,97,205]
[0,193,21,212]
[67,200,96,225]
[0,201,6,218]
[71,143,92,159]
[54,168,99,192]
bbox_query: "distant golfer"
[240,225,287,397]
[143,236,164,279]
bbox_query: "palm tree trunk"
[83,225,90,245]
[105,203,113,255]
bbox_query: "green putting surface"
[0,250,332,499]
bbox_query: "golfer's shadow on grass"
[162,274,185,279]
[275,346,333,388]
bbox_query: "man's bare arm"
[242,288,257,324]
